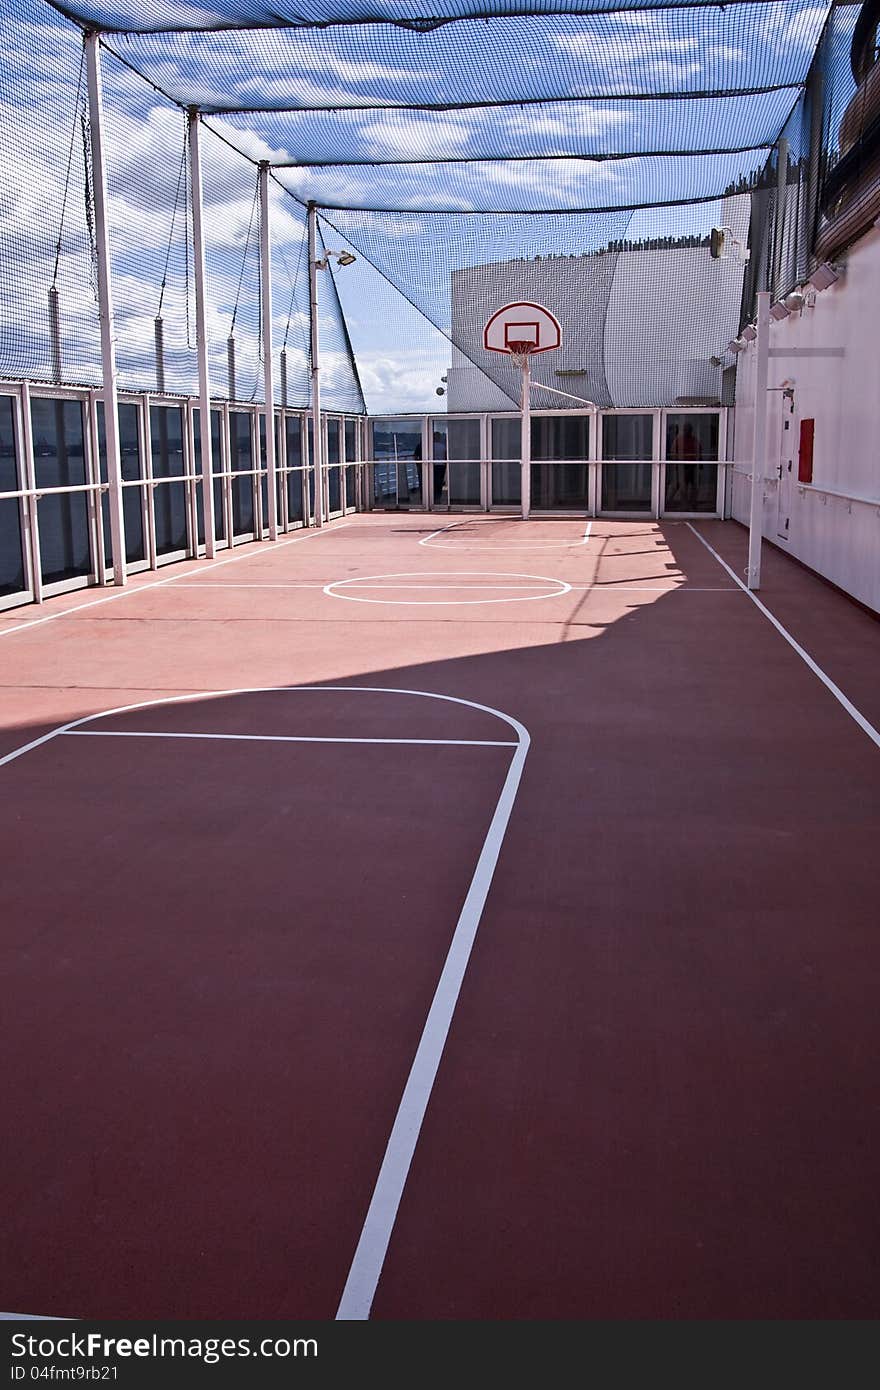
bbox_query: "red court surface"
[1,515,879,1320]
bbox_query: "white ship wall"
[730,222,880,614]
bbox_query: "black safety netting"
[272,151,773,214]
[739,1,873,329]
[199,122,265,403]
[1,0,874,412]
[320,195,750,408]
[46,0,832,35]
[218,92,800,169]
[102,44,200,395]
[311,219,369,412]
[0,0,101,384]
[102,7,827,112]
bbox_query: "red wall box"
[798,418,815,483]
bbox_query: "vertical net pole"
[747,291,771,590]
[189,109,216,559]
[259,161,278,541]
[772,136,789,300]
[84,33,126,587]
[48,287,62,383]
[154,316,166,394]
[227,335,236,400]
[520,355,531,523]
[308,202,323,528]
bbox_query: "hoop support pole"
[520,355,530,522]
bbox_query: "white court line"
[325,571,571,606]
[0,522,352,637]
[63,730,517,748]
[171,582,326,589]
[336,696,529,1319]
[178,582,564,591]
[342,584,560,590]
[419,518,593,550]
[567,584,741,592]
[1,685,529,1324]
[687,524,880,750]
[0,1312,67,1320]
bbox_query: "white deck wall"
[730,223,880,614]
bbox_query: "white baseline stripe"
[62,730,517,748]
[687,524,880,749]
[419,517,594,550]
[0,522,352,637]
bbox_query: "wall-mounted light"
[770,301,790,320]
[808,261,840,291]
[728,337,746,353]
[741,324,757,341]
[783,290,806,312]
[709,226,751,264]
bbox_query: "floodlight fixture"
[314,249,357,270]
[709,227,750,264]
[783,290,806,312]
[741,324,757,341]
[728,337,746,353]
[808,261,840,291]
[769,301,790,320]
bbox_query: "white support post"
[259,161,278,540]
[520,356,531,522]
[19,382,42,604]
[747,290,771,590]
[774,135,789,292]
[307,202,323,528]
[85,31,126,587]
[189,109,216,558]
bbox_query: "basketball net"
[507,339,536,369]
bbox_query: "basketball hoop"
[507,339,536,368]
[483,303,562,523]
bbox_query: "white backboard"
[483,301,562,355]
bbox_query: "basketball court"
[2,512,879,1319]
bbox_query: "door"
[599,413,654,513]
[776,391,795,541]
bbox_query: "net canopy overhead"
[94,3,832,214]
[44,0,839,33]
[0,0,860,409]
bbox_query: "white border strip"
[687,524,880,749]
[0,522,352,638]
[1,684,529,1325]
